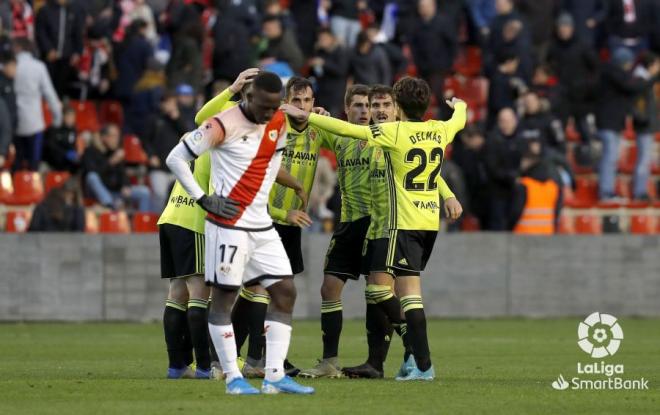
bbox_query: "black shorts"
[159,223,204,279]
[324,216,371,281]
[361,238,420,277]
[385,230,437,274]
[274,222,304,275]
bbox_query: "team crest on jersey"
[268,130,278,141]
[359,140,368,150]
[375,149,383,161]
[308,130,317,141]
[190,130,203,144]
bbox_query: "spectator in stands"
[328,0,366,49]
[0,17,12,60]
[530,64,561,112]
[129,58,166,139]
[142,92,188,210]
[84,1,121,41]
[452,124,491,228]
[548,13,600,145]
[0,54,14,167]
[511,142,561,234]
[467,0,496,44]
[484,107,524,230]
[127,0,158,45]
[174,84,196,131]
[13,37,62,172]
[28,180,85,232]
[596,47,658,202]
[35,0,85,98]
[289,0,319,56]
[8,0,34,40]
[515,0,559,62]
[348,31,392,86]
[605,0,655,55]
[486,52,526,128]
[310,28,349,116]
[217,0,260,37]
[560,0,607,47]
[114,19,153,134]
[211,6,252,84]
[365,23,407,77]
[159,0,201,39]
[166,21,203,93]
[43,105,79,173]
[518,91,566,154]
[83,124,152,212]
[78,27,112,100]
[631,52,660,201]
[259,14,304,74]
[409,0,458,119]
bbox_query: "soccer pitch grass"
[1,319,658,415]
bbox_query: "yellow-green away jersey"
[366,146,457,239]
[269,122,334,224]
[309,102,467,231]
[325,134,372,223]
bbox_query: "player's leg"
[204,224,259,394]
[186,274,211,378]
[159,224,194,379]
[245,229,313,394]
[231,283,269,377]
[163,278,194,379]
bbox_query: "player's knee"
[168,279,189,304]
[209,287,238,314]
[320,275,343,300]
[186,276,209,300]
[267,279,296,311]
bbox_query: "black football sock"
[395,320,413,361]
[402,295,431,371]
[321,300,343,359]
[163,300,188,369]
[365,290,386,371]
[182,313,194,366]
[206,297,219,362]
[230,287,254,355]
[187,299,211,371]
[366,285,401,369]
[246,291,269,364]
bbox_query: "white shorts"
[205,222,293,289]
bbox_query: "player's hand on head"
[444,197,463,221]
[280,104,310,123]
[312,106,331,117]
[197,194,241,219]
[445,97,466,109]
[230,68,260,94]
[286,210,312,228]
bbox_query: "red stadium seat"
[99,211,131,233]
[44,171,71,193]
[565,123,581,142]
[614,176,632,200]
[6,171,44,205]
[617,145,636,174]
[70,100,100,133]
[132,212,159,233]
[567,177,598,208]
[558,214,575,234]
[85,210,99,234]
[453,46,482,77]
[630,214,657,235]
[0,170,14,203]
[622,117,635,141]
[460,214,481,232]
[5,210,32,232]
[99,100,124,127]
[123,135,148,165]
[574,214,602,235]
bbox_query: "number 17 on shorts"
[205,222,249,289]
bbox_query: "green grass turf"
[0,319,658,414]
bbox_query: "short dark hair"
[344,84,370,107]
[318,27,333,37]
[368,84,393,102]
[262,14,281,25]
[285,76,313,99]
[252,71,283,94]
[392,77,430,120]
[100,123,120,137]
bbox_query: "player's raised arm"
[280,104,372,141]
[194,68,260,125]
[166,120,239,218]
[444,97,468,141]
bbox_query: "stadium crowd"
[0,0,659,233]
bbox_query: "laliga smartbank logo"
[551,312,648,391]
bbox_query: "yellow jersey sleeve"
[308,113,372,141]
[442,102,467,146]
[438,177,455,200]
[194,88,235,126]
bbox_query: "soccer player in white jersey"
[166,72,314,395]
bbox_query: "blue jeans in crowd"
[85,172,152,212]
[633,132,653,198]
[330,15,362,49]
[598,129,654,199]
[13,132,44,171]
